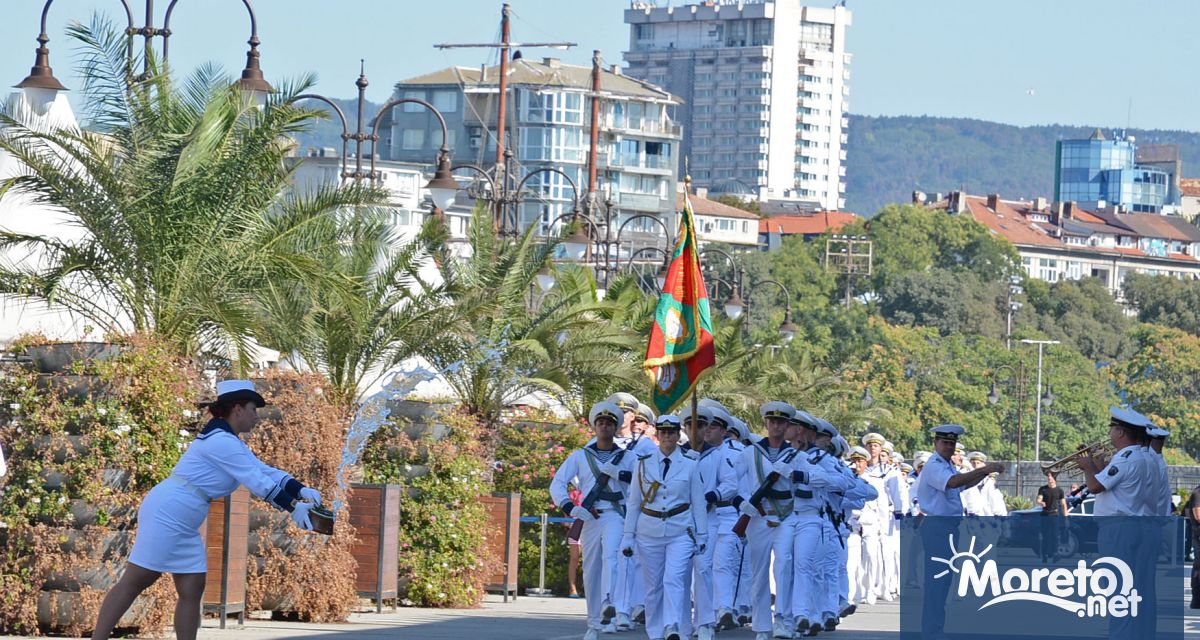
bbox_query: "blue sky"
[2,0,1196,131]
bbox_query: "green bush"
[492,412,592,596]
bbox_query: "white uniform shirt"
[983,476,1008,515]
[1151,450,1170,516]
[915,454,963,517]
[624,447,709,538]
[704,438,743,529]
[550,443,629,515]
[172,429,292,502]
[861,472,890,533]
[1094,444,1157,516]
[867,461,902,516]
[736,439,796,522]
[790,449,856,515]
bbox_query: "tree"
[1123,273,1200,336]
[1023,276,1133,363]
[1109,324,1200,459]
[0,19,381,370]
[878,268,1006,339]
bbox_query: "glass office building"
[1055,130,1169,213]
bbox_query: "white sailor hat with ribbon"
[607,392,640,412]
[791,409,821,430]
[861,432,885,446]
[814,416,839,438]
[589,400,624,425]
[966,451,988,463]
[726,416,751,440]
[848,446,870,461]
[760,401,795,421]
[679,404,714,427]
[707,405,732,429]
[635,401,656,423]
[216,379,267,407]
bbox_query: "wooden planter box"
[480,492,520,601]
[349,483,401,612]
[202,487,250,628]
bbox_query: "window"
[635,23,654,40]
[401,129,425,150]
[402,91,425,112]
[432,90,458,113]
[741,221,749,233]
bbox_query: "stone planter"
[35,374,113,402]
[26,342,122,374]
[348,483,401,613]
[385,400,453,441]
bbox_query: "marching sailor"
[91,381,322,640]
[551,400,629,639]
[735,401,799,640]
[603,393,654,630]
[724,414,755,627]
[687,402,739,640]
[845,446,877,608]
[622,415,709,640]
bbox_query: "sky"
[2,0,1197,131]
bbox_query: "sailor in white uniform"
[552,400,630,639]
[705,403,749,632]
[622,415,709,640]
[684,402,737,640]
[603,393,656,630]
[844,446,875,608]
[1147,426,1172,516]
[92,381,321,640]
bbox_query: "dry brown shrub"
[242,370,357,621]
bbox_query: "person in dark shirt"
[1035,472,1067,562]
[1186,485,1200,608]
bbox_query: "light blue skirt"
[127,481,211,574]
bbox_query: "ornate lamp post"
[988,362,1027,495]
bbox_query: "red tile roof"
[962,197,1060,248]
[1180,179,1200,198]
[678,193,761,220]
[758,211,860,235]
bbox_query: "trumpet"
[1041,441,1116,476]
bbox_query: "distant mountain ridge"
[844,115,1200,216]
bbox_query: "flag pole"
[684,161,699,447]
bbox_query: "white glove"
[599,460,623,479]
[299,486,322,505]
[573,507,595,522]
[738,501,759,518]
[771,459,792,477]
[291,502,314,530]
[620,534,636,556]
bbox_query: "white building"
[624,0,851,210]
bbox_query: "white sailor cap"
[635,401,656,423]
[607,392,640,412]
[966,451,988,463]
[679,404,714,427]
[726,416,751,441]
[890,451,904,463]
[1110,406,1154,431]
[915,452,932,468]
[760,401,796,421]
[954,441,965,453]
[698,398,727,413]
[589,400,624,425]
[791,409,821,430]
[655,414,683,430]
[832,435,849,457]
[882,440,895,454]
[930,424,966,440]
[861,432,885,446]
[1148,426,1170,439]
[848,446,870,461]
[814,417,839,438]
[900,463,914,474]
[216,379,267,407]
[707,405,732,429]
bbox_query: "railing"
[518,514,574,596]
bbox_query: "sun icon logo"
[930,535,993,580]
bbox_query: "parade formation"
[549,393,1177,640]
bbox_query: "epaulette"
[1120,450,1132,459]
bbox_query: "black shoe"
[601,604,615,625]
[634,607,646,625]
[839,604,856,618]
[805,623,822,636]
[795,619,810,635]
[737,614,752,627]
[665,631,681,640]
[716,611,735,632]
[823,618,838,632]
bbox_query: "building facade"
[926,192,1200,300]
[1054,130,1171,214]
[623,0,851,211]
[386,58,681,239]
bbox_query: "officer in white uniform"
[93,381,321,640]
[551,401,629,640]
[1148,426,1172,516]
[622,415,709,640]
[735,401,798,640]
[916,424,1005,640]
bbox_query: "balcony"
[615,192,666,212]
[603,120,683,139]
[609,152,675,174]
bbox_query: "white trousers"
[846,531,866,604]
[638,534,693,639]
[686,520,717,632]
[712,530,745,613]
[790,515,824,624]
[817,521,842,621]
[861,530,884,603]
[582,512,624,630]
[882,520,900,596]
[746,516,794,632]
[837,529,850,611]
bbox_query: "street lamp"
[778,310,798,343]
[723,288,746,321]
[535,264,556,293]
[989,361,1028,495]
[1019,338,1059,463]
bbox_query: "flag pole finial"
[684,157,692,194]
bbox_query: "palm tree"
[421,211,643,426]
[0,18,385,370]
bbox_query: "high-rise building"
[1054,129,1171,214]
[623,0,851,211]
[385,57,681,238]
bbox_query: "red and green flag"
[643,192,716,414]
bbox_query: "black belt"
[763,489,790,500]
[641,503,690,519]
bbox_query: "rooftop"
[679,192,760,220]
[1180,178,1200,198]
[758,211,859,236]
[399,58,679,103]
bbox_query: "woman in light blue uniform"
[91,380,322,640]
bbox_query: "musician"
[551,400,628,639]
[91,380,321,640]
[735,401,798,640]
[622,415,709,640]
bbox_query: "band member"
[91,381,322,640]
[915,424,1005,640]
[622,415,709,640]
[552,400,628,639]
[735,401,798,640]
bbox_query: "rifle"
[732,448,800,538]
[567,447,628,539]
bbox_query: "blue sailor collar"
[197,418,235,440]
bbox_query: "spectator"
[0,440,6,480]
[1036,471,1068,562]
[567,486,583,598]
[1186,484,1200,608]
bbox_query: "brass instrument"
[1041,441,1116,476]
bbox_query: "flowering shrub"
[243,370,358,622]
[360,406,494,607]
[0,334,201,636]
[492,411,592,595]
